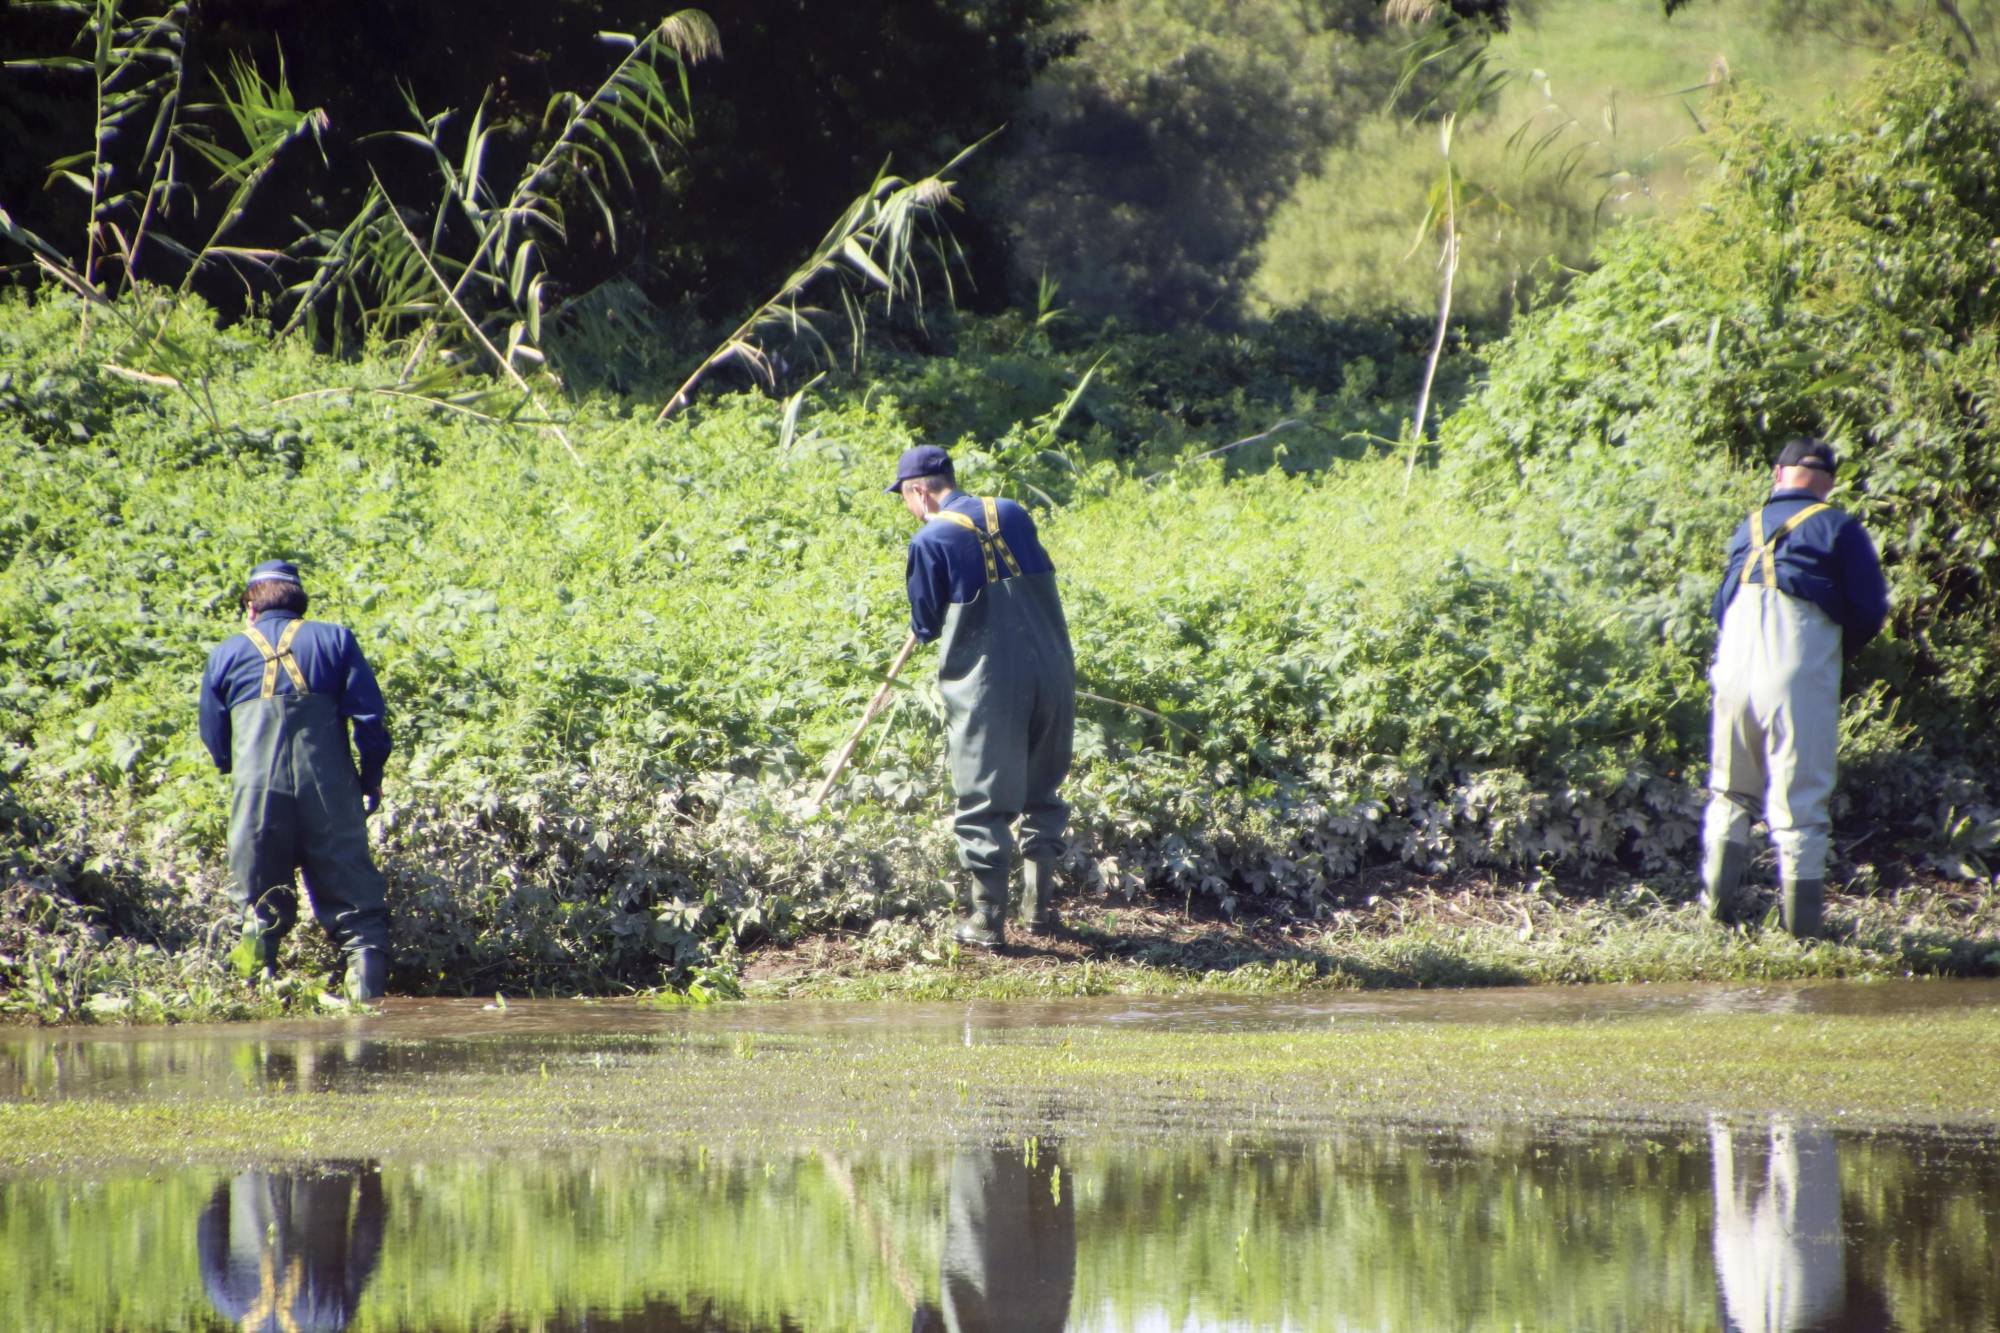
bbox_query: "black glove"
[363,787,382,817]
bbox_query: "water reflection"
[3,1129,1996,1329]
[199,1163,385,1332]
[912,1147,1076,1333]
[1710,1118,1893,1333]
[0,1028,572,1100]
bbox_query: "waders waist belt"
[931,498,1025,585]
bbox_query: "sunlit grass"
[6,1001,2000,1173]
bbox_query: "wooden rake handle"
[811,631,920,808]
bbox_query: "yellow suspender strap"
[981,497,1024,578]
[931,500,1025,583]
[243,621,309,698]
[931,510,996,582]
[1740,502,1831,588]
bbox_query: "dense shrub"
[3,49,1996,1013]
[983,0,1411,326]
[1441,46,2000,773]
[0,287,1631,1005]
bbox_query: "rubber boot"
[954,870,1009,951]
[1699,839,1751,923]
[1781,879,1823,941]
[1019,858,1062,936]
[344,947,388,1001]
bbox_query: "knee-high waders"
[932,500,1075,945]
[228,622,390,992]
[1703,503,1840,938]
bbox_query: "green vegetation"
[1440,47,2000,763]
[4,25,1999,1016]
[6,1005,2000,1171]
[1249,0,1893,322]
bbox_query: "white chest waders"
[1708,1118,1847,1331]
[1701,503,1839,936]
[929,500,1076,947]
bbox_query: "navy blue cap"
[246,560,303,587]
[1775,438,1838,475]
[886,444,953,494]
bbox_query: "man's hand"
[363,786,382,817]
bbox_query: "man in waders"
[892,446,1075,949]
[1700,440,1888,938]
[199,561,393,998]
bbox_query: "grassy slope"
[1251,0,1887,319]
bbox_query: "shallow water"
[4,981,1999,1330]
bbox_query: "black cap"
[886,444,953,494]
[1775,438,1838,475]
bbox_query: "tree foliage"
[983,0,1422,326]
[0,0,1049,334]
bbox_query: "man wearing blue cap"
[1701,440,1889,938]
[199,561,393,998]
[891,445,1075,949]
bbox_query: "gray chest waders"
[1701,503,1839,937]
[930,499,1076,945]
[228,621,391,983]
[941,1148,1077,1330]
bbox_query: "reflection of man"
[890,446,1076,949]
[248,1039,386,1094]
[1699,440,1888,938]
[200,560,393,998]
[1710,1118,1848,1333]
[912,1146,1076,1333]
[198,1163,386,1332]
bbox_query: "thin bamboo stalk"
[1405,127,1459,499]
[811,632,920,807]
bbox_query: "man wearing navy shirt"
[1701,440,1890,938]
[199,561,393,998]
[892,446,1075,949]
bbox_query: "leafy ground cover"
[2,47,1997,1021]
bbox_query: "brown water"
[4,981,1998,1330]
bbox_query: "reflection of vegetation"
[2,1130,1997,1329]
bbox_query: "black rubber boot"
[954,870,1010,951]
[1781,879,1823,940]
[344,947,388,1001]
[1699,839,1751,923]
[1019,858,1062,936]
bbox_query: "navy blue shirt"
[905,492,1058,642]
[199,610,392,788]
[1711,488,1890,650]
